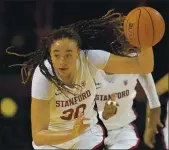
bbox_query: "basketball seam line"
[143,7,155,46]
[125,8,141,46]
[137,9,141,47]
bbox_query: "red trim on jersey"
[92,124,105,150]
[129,123,140,150]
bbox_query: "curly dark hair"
[6,9,139,96]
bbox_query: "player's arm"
[31,98,77,146]
[87,47,153,74]
[104,47,153,74]
[156,73,168,95]
[138,74,163,148]
[144,73,168,125]
[138,73,160,109]
[138,73,162,128]
[146,73,168,124]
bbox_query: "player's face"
[50,38,80,79]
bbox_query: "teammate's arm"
[104,47,153,74]
[138,74,163,148]
[144,73,168,148]
[31,98,77,146]
[138,73,160,109]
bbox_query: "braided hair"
[6,9,139,96]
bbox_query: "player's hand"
[148,107,163,132]
[102,93,119,120]
[144,127,156,149]
[73,114,90,137]
[144,107,163,148]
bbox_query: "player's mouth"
[59,68,68,72]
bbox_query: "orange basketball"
[123,7,165,48]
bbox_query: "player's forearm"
[33,129,76,146]
[137,47,154,74]
[138,73,160,109]
[104,47,154,74]
[156,73,168,95]
[145,102,162,128]
[145,103,151,128]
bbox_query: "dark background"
[0,0,168,149]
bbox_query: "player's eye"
[55,55,60,59]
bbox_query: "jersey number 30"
[60,104,87,120]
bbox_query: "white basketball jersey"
[95,70,139,130]
[32,50,110,149]
[48,52,97,131]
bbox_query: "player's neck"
[60,71,77,87]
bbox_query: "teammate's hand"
[144,127,156,149]
[73,114,90,137]
[102,93,119,120]
[144,107,163,148]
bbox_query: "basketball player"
[6,10,154,149]
[95,70,162,149]
[145,73,168,149]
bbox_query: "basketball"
[123,7,165,48]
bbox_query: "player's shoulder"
[44,59,53,73]
[81,50,110,70]
[32,60,54,87]
[34,59,53,76]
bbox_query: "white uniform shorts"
[104,123,140,149]
[32,124,105,149]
